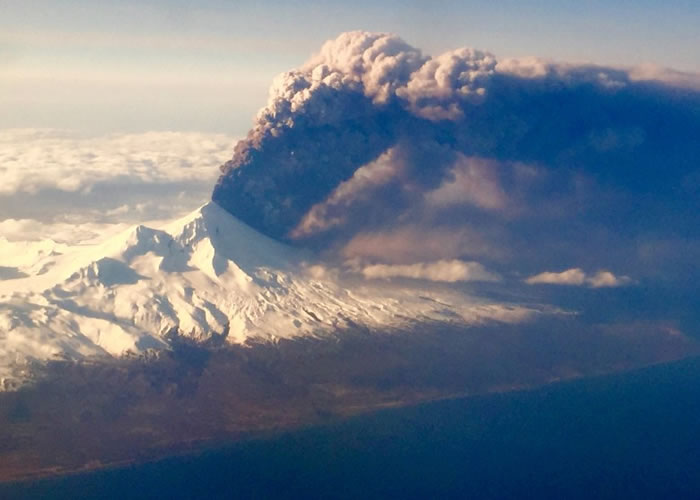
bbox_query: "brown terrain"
[1,317,698,483]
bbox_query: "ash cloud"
[361,259,500,283]
[213,31,700,280]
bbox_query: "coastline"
[3,354,699,487]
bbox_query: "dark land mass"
[2,355,700,499]
[0,316,696,485]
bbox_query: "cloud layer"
[0,129,231,196]
[0,129,235,243]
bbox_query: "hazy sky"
[2,0,698,134]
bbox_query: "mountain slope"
[0,202,539,389]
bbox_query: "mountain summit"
[0,202,536,389]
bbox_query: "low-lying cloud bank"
[0,129,235,243]
[525,268,631,288]
[212,31,700,284]
[0,129,231,196]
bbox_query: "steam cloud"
[213,31,700,278]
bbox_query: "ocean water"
[3,356,700,499]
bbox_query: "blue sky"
[1,0,699,134]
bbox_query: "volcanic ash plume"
[213,31,700,274]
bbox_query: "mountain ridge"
[0,202,538,389]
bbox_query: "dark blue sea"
[3,356,700,499]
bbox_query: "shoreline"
[0,392,463,485]
[3,354,698,487]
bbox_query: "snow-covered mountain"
[0,202,539,389]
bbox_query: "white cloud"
[361,259,500,283]
[525,268,587,285]
[0,129,236,243]
[525,268,631,288]
[0,129,234,196]
[586,270,632,288]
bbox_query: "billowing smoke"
[213,31,700,279]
